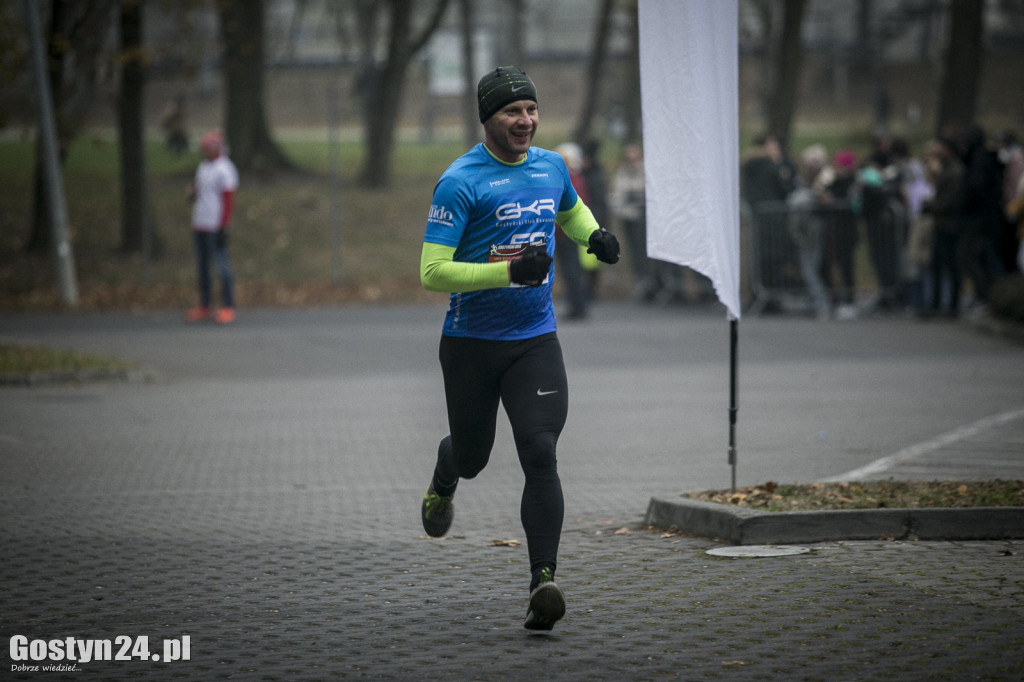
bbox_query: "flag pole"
[728,316,738,491]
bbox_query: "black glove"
[587,229,620,264]
[508,243,552,286]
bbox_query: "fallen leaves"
[490,539,522,547]
[594,527,631,536]
[684,480,1024,511]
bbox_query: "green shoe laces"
[423,489,452,519]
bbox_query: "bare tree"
[459,0,477,147]
[217,0,293,174]
[574,0,615,144]
[763,0,806,151]
[936,0,985,135]
[118,0,154,255]
[621,0,642,144]
[357,0,450,188]
[498,0,524,66]
[27,0,117,253]
[283,0,309,61]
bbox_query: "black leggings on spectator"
[432,332,567,583]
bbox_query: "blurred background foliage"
[1,0,1022,312]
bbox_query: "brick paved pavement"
[1,303,1022,680]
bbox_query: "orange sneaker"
[184,306,212,322]
[215,307,236,324]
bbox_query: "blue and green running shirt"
[423,143,598,341]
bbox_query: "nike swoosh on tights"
[536,389,559,396]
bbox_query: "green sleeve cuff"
[420,241,511,292]
[557,197,600,246]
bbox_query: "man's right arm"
[420,241,510,292]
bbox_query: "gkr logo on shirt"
[494,198,556,221]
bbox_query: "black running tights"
[433,332,567,579]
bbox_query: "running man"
[419,66,620,631]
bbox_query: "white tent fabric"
[638,0,741,320]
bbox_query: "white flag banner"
[638,0,741,320]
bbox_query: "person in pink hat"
[185,130,238,324]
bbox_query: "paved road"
[1,302,1022,680]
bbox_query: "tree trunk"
[359,0,450,188]
[118,0,152,255]
[936,0,984,136]
[460,0,478,148]
[855,0,873,63]
[764,0,806,151]
[500,0,525,66]
[27,0,70,255]
[622,1,642,144]
[26,0,116,251]
[574,0,614,144]
[219,0,293,175]
[27,0,116,254]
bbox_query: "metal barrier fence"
[744,195,907,317]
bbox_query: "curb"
[0,367,160,387]
[644,495,1024,545]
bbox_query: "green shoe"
[524,568,565,631]
[421,483,454,537]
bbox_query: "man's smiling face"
[484,100,539,163]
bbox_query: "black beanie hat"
[477,66,538,123]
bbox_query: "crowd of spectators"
[742,126,1024,320]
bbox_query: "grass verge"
[0,341,138,375]
[0,137,456,313]
[1,128,890,314]
[685,480,1024,511]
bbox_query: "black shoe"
[524,568,565,630]
[421,482,454,537]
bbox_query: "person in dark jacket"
[957,125,1004,308]
[924,138,965,317]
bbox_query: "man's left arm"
[557,196,620,264]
